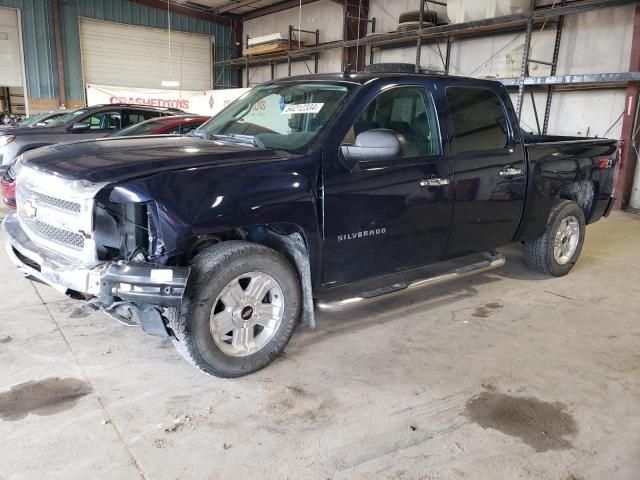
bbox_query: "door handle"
[499,167,523,177]
[420,177,449,188]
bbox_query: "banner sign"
[86,84,250,117]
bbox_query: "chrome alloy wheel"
[209,271,284,357]
[553,216,580,265]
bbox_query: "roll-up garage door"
[0,7,25,88]
[79,18,213,91]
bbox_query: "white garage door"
[79,18,213,91]
[0,7,25,88]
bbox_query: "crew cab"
[3,73,617,377]
[0,103,185,170]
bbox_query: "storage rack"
[243,25,320,86]
[216,0,640,133]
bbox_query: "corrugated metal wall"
[60,0,237,101]
[0,0,237,105]
[0,0,57,99]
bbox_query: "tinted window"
[446,87,509,154]
[77,110,122,130]
[342,86,441,158]
[126,110,161,126]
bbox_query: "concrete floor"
[1,207,639,480]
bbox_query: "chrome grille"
[15,165,104,267]
[20,185,81,213]
[17,184,88,252]
[22,217,85,249]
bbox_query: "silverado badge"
[338,228,387,242]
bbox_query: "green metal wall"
[0,0,237,104]
[0,0,57,99]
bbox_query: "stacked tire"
[397,10,437,32]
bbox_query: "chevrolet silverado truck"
[3,72,617,377]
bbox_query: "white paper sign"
[281,103,324,115]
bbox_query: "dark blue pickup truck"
[3,72,618,377]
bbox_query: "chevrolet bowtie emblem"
[22,200,37,219]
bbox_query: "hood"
[0,125,64,136]
[21,136,285,184]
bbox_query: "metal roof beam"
[241,0,322,20]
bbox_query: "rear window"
[446,87,509,155]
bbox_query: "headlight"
[11,154,24,179]
[0,135,15,147]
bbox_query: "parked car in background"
[1,166,16,208]
[16,109,71,128]
[111,115,210,137]
[1,113,207,209]
[0,103,185,171]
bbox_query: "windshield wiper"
[209,133,265,149]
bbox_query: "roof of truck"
[268,72,500,86]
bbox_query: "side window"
[77,110,122,130]
[342,87,441,158]
[126,110,160,127]
[446,87,509,155]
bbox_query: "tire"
[366,63,417,73]
[524,200,586,277]
[398,10,438,24]
[167,241,301,377]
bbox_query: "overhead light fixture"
[162,0,179,90]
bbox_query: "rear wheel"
[524,200,586,276]
[168,241,301,377]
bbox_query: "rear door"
[322,82,454,286]
[443,84,526,258]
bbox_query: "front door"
[322,84,454,286]
[70,109,124,138]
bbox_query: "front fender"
[106,154,323,279]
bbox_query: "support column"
[52,0,66,107]
[342,0,369,72]
[614,3,640,210]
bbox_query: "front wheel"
[524,200,586,277]
[168,241,301,377]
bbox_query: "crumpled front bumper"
[3,214,189,307]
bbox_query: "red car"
[1,115,210,209]
[1,163,16,209]
[110,114,210,138]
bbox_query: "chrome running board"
[316,251,506,312]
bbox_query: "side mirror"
[71,122,90,132]
[340,129,401,170]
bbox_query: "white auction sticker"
[281,103,324,114]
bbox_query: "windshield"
[18,112,50,126]
[198,82,354,152]
[45,108,90,127]
[112,118,167,137]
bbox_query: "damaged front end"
[3,166,189,337]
